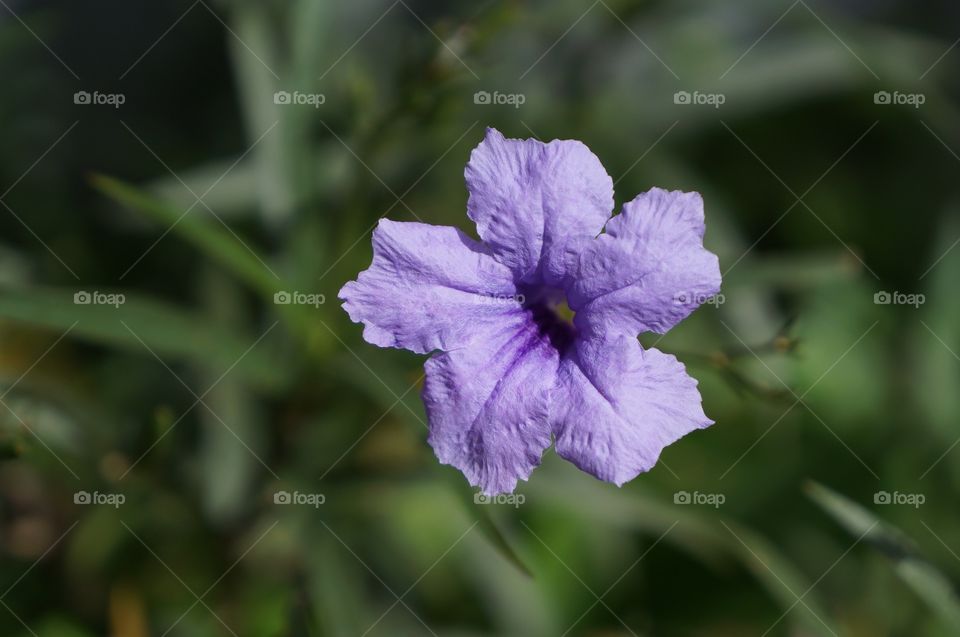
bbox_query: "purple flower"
[339,128,721,495]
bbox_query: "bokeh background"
[0,0,959,635]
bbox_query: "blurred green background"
[1,0,959,635]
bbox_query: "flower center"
[521,286,576,353]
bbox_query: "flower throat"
[521,286,576,354]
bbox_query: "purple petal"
[571,188,721,337]
[465,128,614,287]
[551,334,712,486]
[424,313,559,495]
[339,219,521,354]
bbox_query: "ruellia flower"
[340,128,721,495]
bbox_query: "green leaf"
[527,468,836,636]
[915,207,960,443]
[145,158,259,218]
[0,286,288,392]
[527,466,729,565]
[307,532,371,637]
[197,269,270,521]
[442,469,533,578]
[806,481,960,627]
[91,174,280,298]
[227,1,296,224]
[720,520,838,637]
[732,251,861,290]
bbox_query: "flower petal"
[339,219,521,354]
[465,128,614,286]
[551,334,711,486]
[571,188,721,337]
[424,313,559,495]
